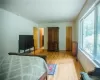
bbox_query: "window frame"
[80,9,96,58]
[94,3,100,65]
[79,1,100,66]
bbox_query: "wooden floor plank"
[31,49,84,80]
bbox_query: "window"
[82,11,95,56]
[95,3,100,64]
[80,2,100,66]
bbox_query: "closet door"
[66,27,72,51]
[48,27,59,51]
[48,28,53,51]
[53,28,59,51]
[33,27,38,50]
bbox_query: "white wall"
[0,8,38,56]
[38,22,75,50]
[78,50,96,72]
[75,0,97,72]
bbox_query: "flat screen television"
[18,35,34,53]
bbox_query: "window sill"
[78,48,100,68]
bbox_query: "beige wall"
[75,0,98,72]
[38,22,75,50]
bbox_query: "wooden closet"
[48,27,59,51]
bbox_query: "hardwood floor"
[31,49,84,80]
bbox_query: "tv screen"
[19,35,34,50]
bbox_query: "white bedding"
[0,55,48,80]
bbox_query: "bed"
[0,54,48,80]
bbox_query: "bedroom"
[0,0,100,80]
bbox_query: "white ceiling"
[0,0,86,23]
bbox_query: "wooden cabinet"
[48,27,59,51]
[72,41,78,56]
